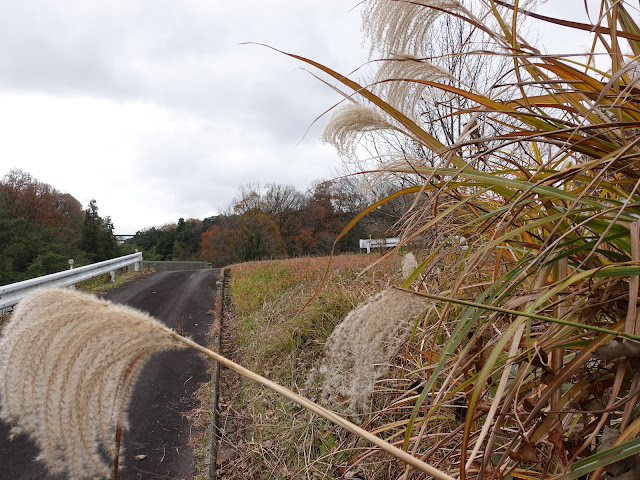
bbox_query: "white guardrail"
[359,237,400,254]
[0,252,143,310]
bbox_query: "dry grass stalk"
[374,55,454,120]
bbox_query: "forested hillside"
[129,180,407,267]
[0,170,119,286]
[1,170,406,284]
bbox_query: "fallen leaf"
[475,398,492,413]
[134,454,147,461]
[509,442,538,463]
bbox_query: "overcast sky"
[0,1,611,234]
[0,0,369,234]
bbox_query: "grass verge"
[0,313,9,335]
[217,253,402,479]
[75,269,150,294]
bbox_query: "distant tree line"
[0,169,411,285]
[129,179,410,267]
[0,170,119,286]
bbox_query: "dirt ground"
[0,268,220,480]
[211,293,250,480]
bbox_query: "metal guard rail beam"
[0,252,143,310]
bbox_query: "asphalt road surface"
[0,268,220,480]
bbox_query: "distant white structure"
[359,237,399,254]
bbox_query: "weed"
[296,0,640,477]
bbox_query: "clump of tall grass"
[226,255,404,477]
[285,0,640,477]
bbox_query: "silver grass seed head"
[0,288,185,480]
[322,103,401,156]
[319,287,428,417]
[373,55,454,120]
[363,0,468,58]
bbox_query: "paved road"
[0,268,220,480]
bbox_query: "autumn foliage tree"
[0,170,83,232]
[198,181,374,266]
[0,169,120,285]
[200,209,285,266]
[126,179,403,267]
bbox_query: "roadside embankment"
[209,254,402,479]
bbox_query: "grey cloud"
[0,1,364,123]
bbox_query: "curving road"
[0,268,220,480]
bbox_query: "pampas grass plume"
[319,287,428,416]
[0,288,184,480]
[363,0,466,57]
[322,103,400,155]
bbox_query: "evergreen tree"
[80,200,119,262]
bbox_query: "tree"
[239,210,285,262]
[0,170,91,285]
[263,184,306,254]
[0,169,84,230]
[154,224,177,259]
[231,183,266,214]
[80,200,119,262]
[175,218,204,259]
[200,210,285,267]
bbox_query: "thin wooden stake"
[114,424,122,480]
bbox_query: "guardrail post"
[134,249,141,272]
[109,271,115,283]
[68,259,75,289]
